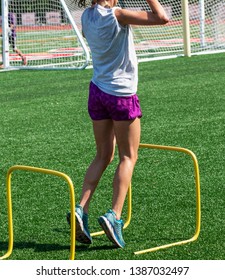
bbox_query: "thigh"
[92,119,116,158]
[113,118,141,158]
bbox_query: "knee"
[97,151,114,168]
[104,153,114,166]
[120,152,138,166]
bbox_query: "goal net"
[0,0,89,69]
[118,0,225,60]
[188,0,225,55]
[1,0,225,69]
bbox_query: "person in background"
[0,11,27,68]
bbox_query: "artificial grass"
[0,53,224,260]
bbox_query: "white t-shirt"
[81,4,138,96]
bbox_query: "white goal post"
[0,0,225,70]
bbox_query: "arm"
[115,0,169,26]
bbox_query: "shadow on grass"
[0,225,118,257]
[1,226,188,258]
[0,240,117,255]
[0,241,69,253]
[76,244,116,252]
[53,227,118,252]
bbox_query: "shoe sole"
[67,213,92,244]
[98,216,123,248]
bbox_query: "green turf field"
[0,53,224,260]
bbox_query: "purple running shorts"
[88,82,142,121]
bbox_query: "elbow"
[152,13,170,25]
[164,17,170,25]
[159,14,169,25]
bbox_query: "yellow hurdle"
[0,143,200,259]
[0,165,76,260]
[134,143,201,255]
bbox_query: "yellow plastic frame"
[0,143,200,259]
[134,143,201,255]
[0,165,76,260]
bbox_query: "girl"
[67,0,169,248]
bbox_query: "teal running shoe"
[67,204,92,244]
[98,209,125,248]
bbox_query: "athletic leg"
[79,119,116,214]
[15,48,27,65]
[13,37,27,66]
[98,117,140,247]
[112,118,141,219]
[68,119,115,244]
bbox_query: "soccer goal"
[1,0,225,70]
[0,0,90,69]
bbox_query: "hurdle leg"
[134,144,201,255]
[0,165,76,260]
